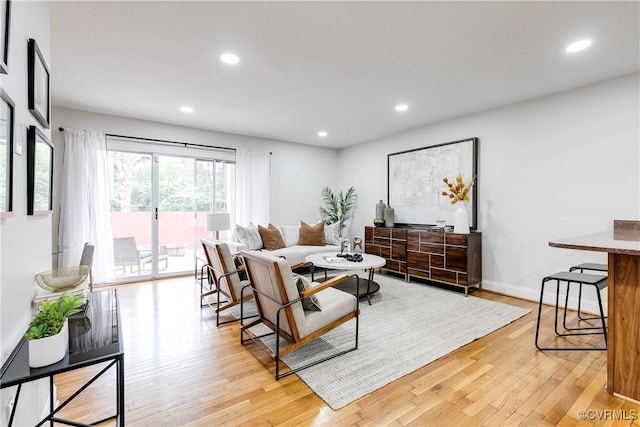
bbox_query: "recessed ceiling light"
[566,39,592,53]
[180,106,193,113]
[395,104,409,112]
[318,131,328,137]
[220,53,240,64]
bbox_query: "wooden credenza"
[364,227,407,277]
[406,229,482,296]
[365,226,482,296]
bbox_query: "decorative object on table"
[436,220,446,229]
[205,212,231,240]
[26,125,53,215]
[0,87,15,219]
[27,38,50,128]
[427,224,453,232]
[352,236,363,253]
[25,292,85,368]
[319,186,356,237]
[340,238,350,255]
[35,265,90,292]
[441,174,476,234]
[336,253,363,262]
[373,218,385,227]
[0,0,10,74]
[454,206,470,234]
[384,205,395,227]
[375,199,386,222]
[388,138,478,229]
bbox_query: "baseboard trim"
[482,280,606,316]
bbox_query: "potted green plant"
[319,186,357,237]
[25,292,85,368]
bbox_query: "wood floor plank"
[51,276,638,426]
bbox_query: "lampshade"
[205,213,231,232]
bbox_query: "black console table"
[0,289,124,426]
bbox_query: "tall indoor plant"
[319,186,357,237]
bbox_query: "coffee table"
[305,252,386,305]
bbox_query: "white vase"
[28,319,69,368]
[453,204,470,234]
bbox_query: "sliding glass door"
[107,139,235,282]
[157,155,201,277]
[109,151,154,280]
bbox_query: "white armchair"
[240,250,360,379]
[201,239,254,326]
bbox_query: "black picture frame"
[28,38,50,128]
[0,0,9,74]
[0,87,14,218]
[27,125,53,215]
[387,137,479,229]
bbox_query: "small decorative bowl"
[373,218,385,227]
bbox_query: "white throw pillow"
[280,225,300,247]
[233,223,263,250]
[324,222,341,245]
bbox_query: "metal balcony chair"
[113,237,167,275]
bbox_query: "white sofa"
[229,223,340,265]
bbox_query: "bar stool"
[535,271,607,351]
[568,263,607,322]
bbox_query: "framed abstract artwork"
[27,125,53,215]
[387,137,479,229]
[0,88,14,218]
[28,38,50,128]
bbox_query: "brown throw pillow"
[299,221,324,246]
[257,224,286,250]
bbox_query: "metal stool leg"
[535,277,551,350]
[569,265,608,322]
[562,281,606,333]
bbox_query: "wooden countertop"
[549,231,640,256]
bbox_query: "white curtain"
[235,149,270,226]
[58,129,114,283]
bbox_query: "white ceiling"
[50,1,639,149]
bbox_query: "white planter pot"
[28,319,69,368]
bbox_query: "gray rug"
[240,273,530,410]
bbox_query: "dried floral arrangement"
[441,175,476,205]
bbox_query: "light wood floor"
[54,275,640,426]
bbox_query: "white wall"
[339,73,640,312]
[0,1,52,425]
[51,107,339,234]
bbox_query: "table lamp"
[205,213,231,240]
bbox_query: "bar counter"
[549,229,640,404]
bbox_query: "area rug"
[240,273,530,410]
